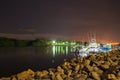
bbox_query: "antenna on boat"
[88,31,97,43]
[87,32,90,43]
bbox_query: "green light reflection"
[52,46,71,57]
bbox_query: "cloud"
[0,33,69,40]
[18,28,36,33]
[0,33,119,43]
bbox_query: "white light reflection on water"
[52,46,56,57]
[66,46,68,55]
[52,46,73,57]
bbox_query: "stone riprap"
[0,50,120,80]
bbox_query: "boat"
[75,33,112,57]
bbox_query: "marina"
[75,34,119,57]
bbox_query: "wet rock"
[41,70,49,77]
[93,61,101,66]
[111,61,118,66]
[74,74,87,80]
[67,70,72,77]
[57,66,64,74]
[93,67,103,74]
[105,61,111,66]
[51,74,55,80]
[65,77,73,80]
[81,71,88,75]
[63,61,70,66]
[0,77,10,80]
[35,70,49,79]
[62,61,71,70]
[85,60,90,66]
[17,69,34,80]
[85,65,93,72]
[80,64,84,69]
[86,78,93,80]
[70,71,78,77]
[71,58,77,63]
[56,74,63,80]
[117,72,120,77]
[108,74,116,80]
[48,68,56,73]
[89,55,96,61]
[74,74,81,78]
[42,75,50,79]
[91,72,100,80]
[61,74,67,79]
[11,76,17,80]
[62,65,68,70]
[70,62,77,67]
[75,64,80,72]
[49,70,54,75]
[35,71,42,79]
[101,64,109,69]
[84,60,94,72]
[117,77,120,80]
[77,57,83,63]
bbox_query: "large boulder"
[17,69,34,80]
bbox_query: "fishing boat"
[75,33,112,57]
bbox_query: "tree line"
[0,37,51,47]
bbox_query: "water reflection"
[0,46,76,77]
[66,46,68,55]
[52,46,55,57]
[52,46,74,57]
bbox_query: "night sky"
[0,0,120,42]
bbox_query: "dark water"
[0,46,75,77]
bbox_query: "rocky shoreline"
[0,50,120,80]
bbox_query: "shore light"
[52,40,56,44]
